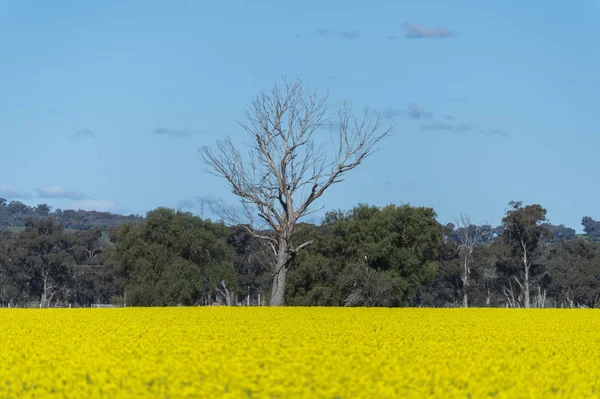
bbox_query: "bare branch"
[293,240,314,254]
[200,76,394,305]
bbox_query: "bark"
[462,257,469,308]
[522,240,530,308]
[455,214,486,308]
[270,264,288,306]
[270,240,291,306]
[218,280,235,306]
[41,272,48,308]
[536,285,546,308]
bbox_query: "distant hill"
[0,199,144,231]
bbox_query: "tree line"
[2,77,599,309]
[1,201,600,308]
[0,198,143,230]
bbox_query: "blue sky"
[1,0,599,231]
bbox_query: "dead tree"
[455,214,487,308]
[216,280,236,306]
[200,77,393,306]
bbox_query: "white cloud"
[153,127,203,138]
[402,23,456,39]
[70,199,121,213]
[36,185,86,200]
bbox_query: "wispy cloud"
[0,185,31,199]
[402,23,456,39]
[153,127,202,138]
[384,108,404,119]
[36,185,86,200]
[384,103,434,120]
[445,97,468,103]
[176,196,217,218]
[176,199,196,210]
[316,29,360,40]
[422,118,508,138]
[318,121,342,131]
[407,103,434,119]
[421,121,474,134]
[74,127,96,138]
[482,128,509,138]
[71,199,120,213]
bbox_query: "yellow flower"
[0,308,598,398]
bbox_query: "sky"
[1,0,599,231]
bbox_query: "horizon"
[1,1,599,233]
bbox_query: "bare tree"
[216,280,236,306]
[454,214,488,307]
[200,77,393,305]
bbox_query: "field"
[0,308,599,398]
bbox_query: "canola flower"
[0,308,599,398]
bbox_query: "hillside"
[0,199,144,231]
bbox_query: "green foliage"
[582,217,600,242]
[116,208,236,306]
[332,204,440,305]
[2,199,600,309]
[17,218,74,305]
[227,226,272,301]
[502,201,550,259]
[110,295,125,306]
[0,198,143,230]
[286,204,441,306]
[419,235,462,307]
[544,240,600,307]
[341,261,396,307]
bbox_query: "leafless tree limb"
[454,214,489,307]
[200,76,394,305]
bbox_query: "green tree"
[0,230,22,305]
[545,240,600,307]
[286,222,344,306]
[420,223,462,307]
[68,227,123,306]
[582,217,600,242]
[501,201,551,308]
[117,208,236,306]
[288,204,440,307]
[17,218,74,307]
[228,225,272,304]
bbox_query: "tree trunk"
[219,280,234,306]
[522,246,530,308]
[462,258,469,308]
[41,273,48,308]
[524,263,530,308]
[270,241,290,306]
[270,267,287,306]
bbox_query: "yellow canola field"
[0,308,599,398]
